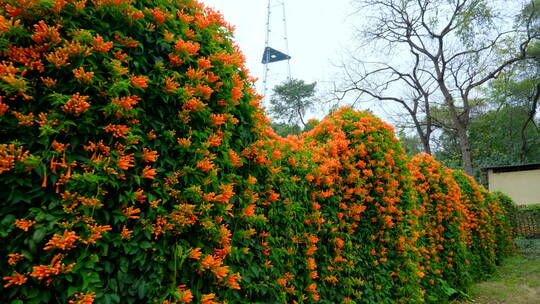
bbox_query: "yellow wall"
[488,169,540,205]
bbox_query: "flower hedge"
[0,1,513,303]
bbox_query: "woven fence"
[511,205,540,238]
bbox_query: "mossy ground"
[454,239,540,304]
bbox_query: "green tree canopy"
[269,78,316,128]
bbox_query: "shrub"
[0,1,512,303]
[0,0,265,303]
[409,154,473,300]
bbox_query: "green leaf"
[32,227,47,243]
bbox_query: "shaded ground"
[454,239,540,304]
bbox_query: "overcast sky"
[201,0,354,106]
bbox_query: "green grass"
[454,239,540,304]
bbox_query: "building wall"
[488,169,540,205]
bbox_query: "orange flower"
[147,7,168,25]
[226,272,241,290]
[141,165,157,179]
[268,190,279,202]
[197,57,213,70]
[209,113,227,126]
[80,196,102,208]
[168,53,183,66]
[163,76,180,93]
[8,253,24,265]
[307,257,317,270]
[91,34,113,52]
[113,33,139,48]
[141,148,159,162]
[200,255,220,270]
[174,39,200,55]
[194,84,213,100]
[207,133,222,147]
[177,285,194,303]
[163,30,175,42]
[116,153,134,170]
[228,150,242,167]
[0,98,9,115]
[44,230,81,250]
[201,294,219,304]
[103,124,131,138]
[12,111,35,126]
[3,272,27,288]
[242,204,255,217]
[83,224,112,244]
[177,137,192,147]
[112,95,140,111]
[46,49,70,68]
[211,265,229,280]
[114,50,128,62]
[122,206,141,219]
[72,67,94,83]
[196,158,214,172]
[231,86,242,102]
[121,225,133,240]
[0,15,21,33]
[247,176,257,184]
[69,292,96,304]
[62,93,90,115]
[189,248,202,259]
[31,254,75,281]
[305,283,317,293]
[148,130,157,140]
[31,20,61,45]
[15,219,36,231]
[51,140,69,153]
[130,75,149,88]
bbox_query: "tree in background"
[269,78,316,135]
[433,105,540,172]
[339,0,540,175]
[397,128,424,156]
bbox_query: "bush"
[0,1,512,303]
[493,191,518,216]
[409,154,473,301]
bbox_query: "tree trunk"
[413,122,431,154]
[455,123,474,176]
[519,80,540,161]
[438,80,474,176]
[422,93,433,155]
[297,108,306,128]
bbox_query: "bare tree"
[339,0,539,175]
[336,47,438,154]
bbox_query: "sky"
[201,0,355,110]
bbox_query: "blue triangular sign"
[261,46,291,64]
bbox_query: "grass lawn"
[454,239,540,304]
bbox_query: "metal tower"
[262,0,292,102]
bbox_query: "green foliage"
[434,106,540,171]
[397,129,423,156]
[269,78,316,127]
[493,191,519,215]
[269,122,302,137]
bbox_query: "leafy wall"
[0,1,512,303]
